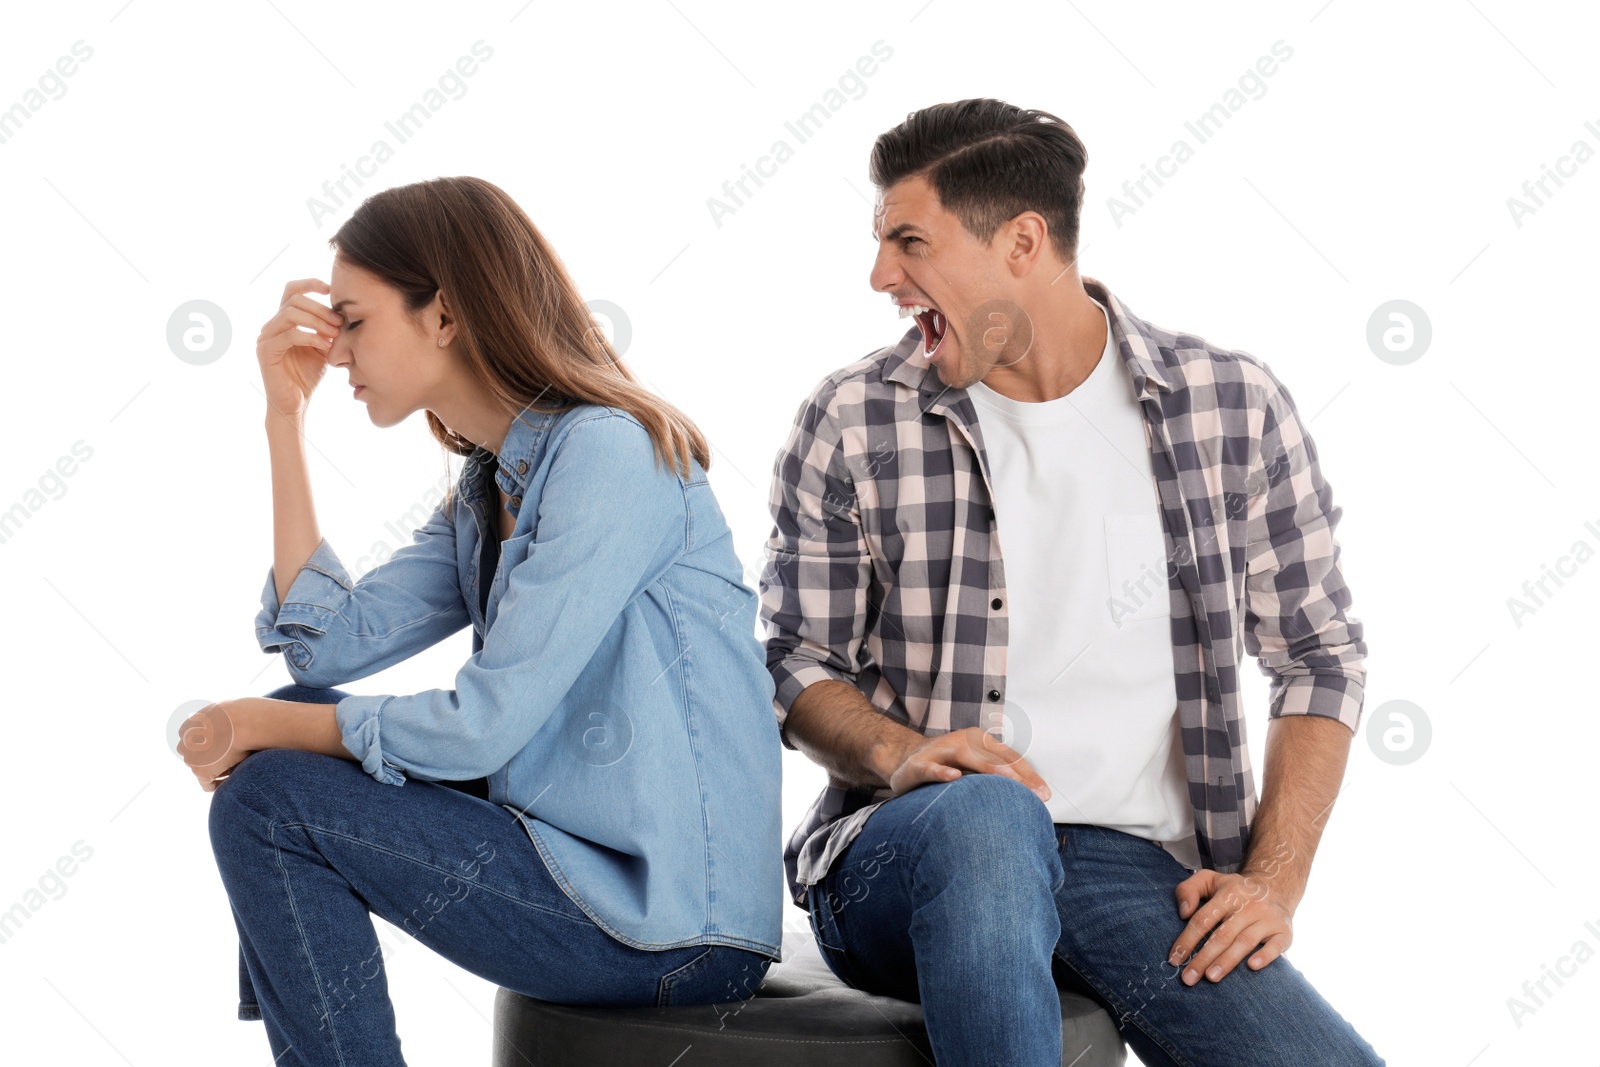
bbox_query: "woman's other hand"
[176,700,255,792]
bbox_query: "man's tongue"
[916,309,946,356]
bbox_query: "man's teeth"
[898,303,933,319]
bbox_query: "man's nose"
[869,245,900,295]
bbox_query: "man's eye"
[900,237,922,248]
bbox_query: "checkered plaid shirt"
[758,277,1368,907]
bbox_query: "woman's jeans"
[209,685,772,1067]
[804,773,1386,1067]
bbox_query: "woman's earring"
[437,337,446,347]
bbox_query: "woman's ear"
[434,289,458,348]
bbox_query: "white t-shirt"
[966,298,1202,871]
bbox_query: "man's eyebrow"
[873,222,928,243]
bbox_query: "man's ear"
[1003,212,1051,278]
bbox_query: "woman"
[179,176,784,1065]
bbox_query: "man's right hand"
[880,726,1052,803]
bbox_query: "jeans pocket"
[655,947,774,1009]
[655,946,718,1008]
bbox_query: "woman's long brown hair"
[328,176,710,509]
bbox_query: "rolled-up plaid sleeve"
[758,382,873,750]
[1241,364,1368,733]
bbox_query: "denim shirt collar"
[460,401,574,516]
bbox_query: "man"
[758,98,1385,1066]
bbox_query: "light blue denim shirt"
[254,402,784,959]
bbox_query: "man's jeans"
[803,773,1385,1067]
[209,685,771,1067]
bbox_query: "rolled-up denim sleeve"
[331,695,408,785]
[255,498,471,690]
[332,414,685,785]
[255,538,354,674]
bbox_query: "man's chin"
[930,351,977,390]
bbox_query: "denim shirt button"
[509,495,522,509]
[516,459,528,474]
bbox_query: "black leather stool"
[490,932,1127,1066]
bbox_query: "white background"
[1,1,1595,1064]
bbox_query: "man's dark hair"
[869,98,1088,263]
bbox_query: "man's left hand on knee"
[1166,867,1299,986]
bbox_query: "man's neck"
[977,277,1106,403]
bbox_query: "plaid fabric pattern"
[759,277,1367,907]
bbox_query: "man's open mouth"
[899,302,948,357]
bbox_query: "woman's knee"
[207,750,277,851]
[207,749,346,865]
[208,749,320,825]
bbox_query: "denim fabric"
[251,402,784,960]
[805,774,1385,1067]
[214,688,772,1063]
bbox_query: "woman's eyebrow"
[332,299,359,313]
